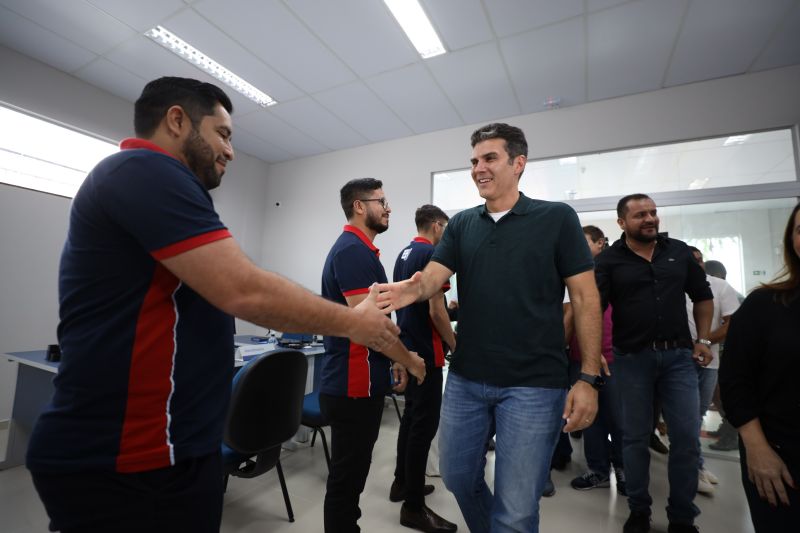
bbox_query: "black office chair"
[301,391,331,471]
[222,349,308,522]
[388,390,404,422]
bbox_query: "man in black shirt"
[595,194,713,533]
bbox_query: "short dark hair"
[340,178,383,219]
[582,225,605,244]
[704,260,727,279]
[415,204,449,231]
[688,246,703,263]
[134,77,233,137]
[471,123,528,177]
[617,193,653,218]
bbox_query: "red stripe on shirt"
[151,229,232,261]
[343,225,380,257]
[116,264,180,473]
[430,320,445,368]
[119,138,180,160]
[347,342,371,397]
[342,287,370,297]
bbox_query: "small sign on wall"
[752,270,767,276]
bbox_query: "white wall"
[0,46,270,420]
[261,65,800,291]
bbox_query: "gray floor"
[0,407,753,533]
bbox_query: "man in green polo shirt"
[378,123,603,533]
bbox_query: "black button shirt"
[594,233,712,353]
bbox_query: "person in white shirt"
[686,247,740,494]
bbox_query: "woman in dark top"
[719,202,800,533]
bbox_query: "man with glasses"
[391,205,458,533]
[319,178,427,532]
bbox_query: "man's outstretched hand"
[351,284,400,352]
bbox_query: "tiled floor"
[0,406,754,533]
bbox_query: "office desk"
[1,342,325,470]
[0,351,56,470]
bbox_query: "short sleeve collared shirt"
[431,193,593,388]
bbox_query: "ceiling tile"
[285,0,417,78]
[501,17,586,114]
[588,0,687,101]
[751,4,800,72]
[485,0,584,38]
[314,82,413,142]
[73,58,148,102]
[87,0,186,32]
[269,97,367,151]
[420,0,494,51]
[428,42,520,125]
[0,5,97,73]
[161,8,302,103]
[236,110,329,159]
[231,129,293,163]
[367,64,462,134]
[0,0,136,54]
[666,0,795,86]
[193,0,355,93]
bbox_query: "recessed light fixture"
[145,25,277,108]
[723,134,750,146]
[384,0,446,58]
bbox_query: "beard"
[628,223,659,243]
[365,209,388,234]
[183,128,222,190]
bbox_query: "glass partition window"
[578,198,797,295]
[433,128,797,211]
[0,105,117,198]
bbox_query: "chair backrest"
[224,349,308,456]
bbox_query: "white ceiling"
[1,0,798,165]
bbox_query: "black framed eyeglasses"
[359,197,390,210]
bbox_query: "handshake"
[349,283,426,385]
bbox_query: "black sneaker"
[570,471,610,490]
[623,511,651,533]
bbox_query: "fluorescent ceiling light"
[559,157,577,165]
[723,135,750,146]
[384,0,446,58]
[145,26,276,108]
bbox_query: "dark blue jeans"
[614,347,700,525]
[439,372,566,533]
[583,361,624,474]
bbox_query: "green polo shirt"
[431,192,593,388]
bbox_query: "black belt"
[648,339,692,351]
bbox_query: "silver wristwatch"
[695,338,712,346]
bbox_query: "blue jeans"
[697,367,718,469]
[583,362,624,474]
[439,372,566,533]
[614,347,700,525]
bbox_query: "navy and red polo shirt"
[27,139,235,474]
[393,237,450,368]
[319,225,390,398]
